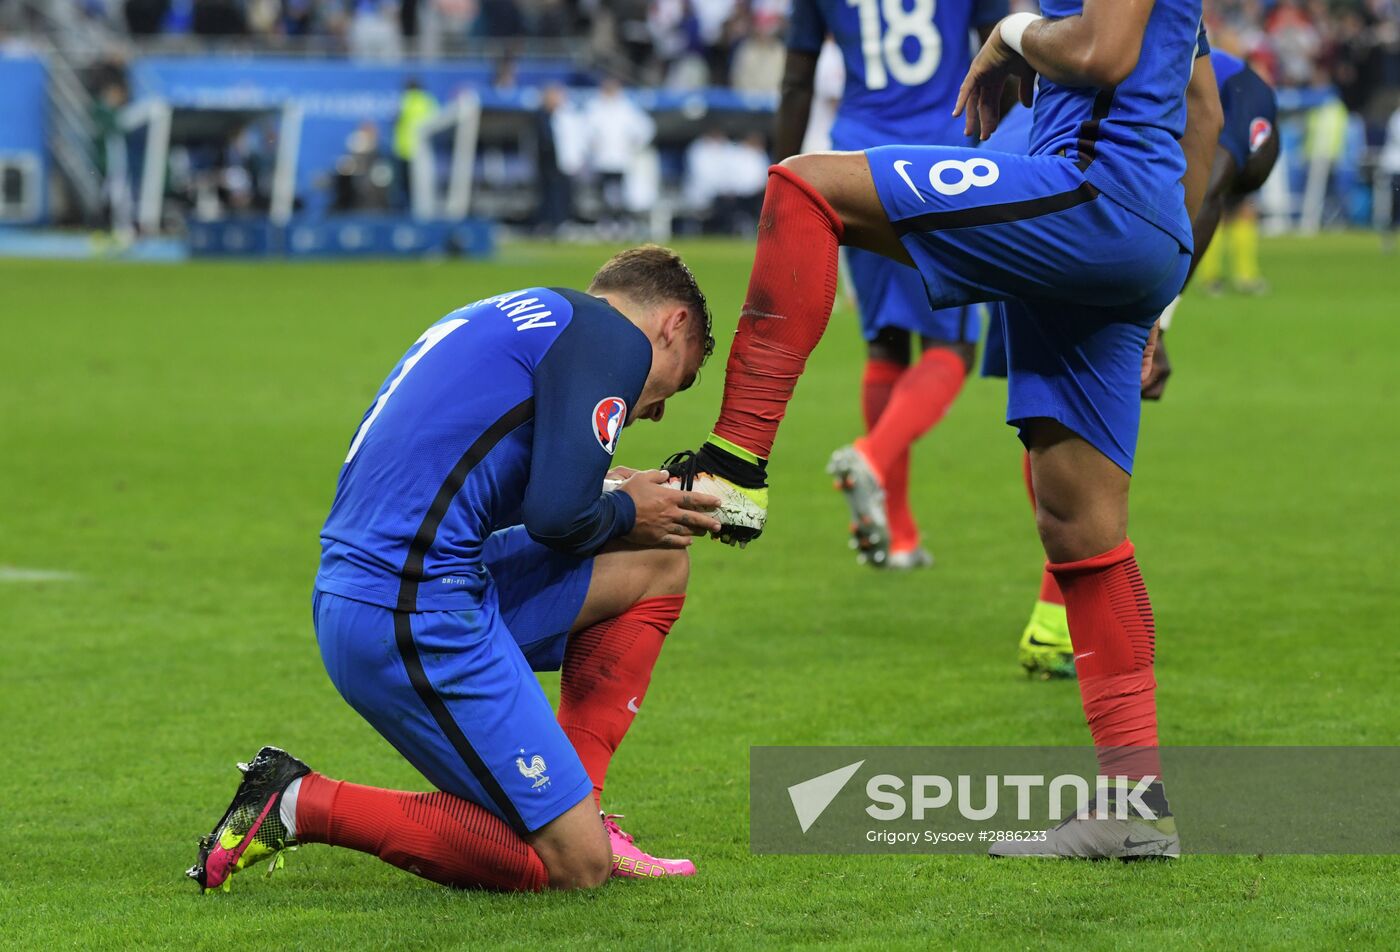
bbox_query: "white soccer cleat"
[669,471,767,547]
[659,450,767,547]
[607,462,768,547]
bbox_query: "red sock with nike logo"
[711,165,844,460]
[1048,540,1161,782]
[294,771,548,891]
[557,595,684,804]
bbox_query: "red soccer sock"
[1049,540,1161,781]
[711,165,845,460]
[859,359,916,551]
[860,357,902,429]
[1023,453,1065,606]
[294,771,548,891]
[855,347,966,480]
[884,450,917,552]
[556,595,684,804]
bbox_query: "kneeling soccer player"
[668,1,1206,857]
[188,246,725,892]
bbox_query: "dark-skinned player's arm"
[1142,46,1226,400]
[1180,49,1224,223]
[955,0,1157,140]
[976,7,1023,121]
[773,0,826,163]
[773,49,819,163]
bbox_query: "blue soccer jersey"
[316,287,652,612]
[1029,0,1201,250]
[788,0,1007,151]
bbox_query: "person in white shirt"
[584,78,656,228]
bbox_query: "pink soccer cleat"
[604,815,696,878]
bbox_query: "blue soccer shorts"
[845,245,982,344]
[865,144,1191,473]
[312,526,595,834]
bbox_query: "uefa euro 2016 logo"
[592,397,627,455]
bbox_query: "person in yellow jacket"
[394,80,439,209]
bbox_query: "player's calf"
[559,545,689,806]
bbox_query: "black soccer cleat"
[186,746,310,892]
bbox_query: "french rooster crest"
[516,754,549,788]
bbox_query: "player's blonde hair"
[588,245,715,364]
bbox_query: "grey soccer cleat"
[989,812,1179,860]
[884,546,934,571]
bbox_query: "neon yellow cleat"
[1018,599,1075,679]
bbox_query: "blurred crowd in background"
[46,1,1400,99]
[4,0,1399,240]
[52,0,793,86]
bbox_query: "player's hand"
[1141,327,1171,401]
[620,470,722,549]
[605,465,640,482]
[954,21,1036,140]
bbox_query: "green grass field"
[2,234,1397,950]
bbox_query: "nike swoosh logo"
[1121,837,1169,851]
[1026,634,1067,648]
[627,697,640,714]
[892,160,926,203]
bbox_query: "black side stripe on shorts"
[393,396,535,833]
[1076,86,1117,171]
[893,181,1100,236]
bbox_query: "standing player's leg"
[1225,197,1265,293]
[983,304,1073,677]
[829,245,977,567]
[858,330,973,566]
[838,323,911,566]
[989,297,1180,859]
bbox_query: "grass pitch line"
[0,566,79,583]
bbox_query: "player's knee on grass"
[528,796,612,889]
[1023,419,1131,563]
